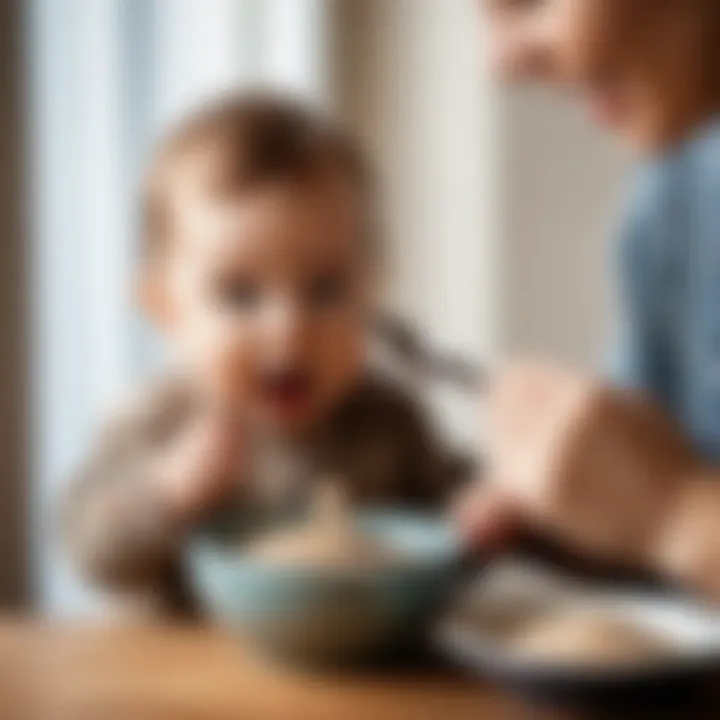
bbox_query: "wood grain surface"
[0,620,545,720]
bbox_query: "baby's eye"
[216,277,261,311]
[305,272,349,309]
[488,0,541,11]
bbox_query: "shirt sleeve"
[60,381,190,591]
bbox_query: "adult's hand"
[467,360,697,570]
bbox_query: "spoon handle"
[375,312,485,392]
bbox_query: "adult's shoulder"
[680,119,720,226]
[625,119,720,222]
[639,118,720,217]
[623,156,682,237]
[616,127,719,275]
[681,117,720,171]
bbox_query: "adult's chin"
[586,89,628,131]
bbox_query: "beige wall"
[502,87,630,368]
[335,0,631,376]
[335,0,500,443]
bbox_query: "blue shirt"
[615,117,720,461]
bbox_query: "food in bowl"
[510,609,678,667]
[244,479,405,567]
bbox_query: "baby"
[62,94,469,616]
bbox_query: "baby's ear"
[136,268,174,330]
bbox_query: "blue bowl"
[185,509,465,664]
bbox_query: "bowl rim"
[186,506,464,579]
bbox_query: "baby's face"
[155,178,371,434]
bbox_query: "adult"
[463,0,720,599]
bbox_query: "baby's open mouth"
[260,367,314,415]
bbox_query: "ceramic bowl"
[186,509,466,665]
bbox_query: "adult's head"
[481,0,720,151]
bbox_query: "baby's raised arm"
[61,379,241,606]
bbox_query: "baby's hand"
[152,408,243,521]
[453,483,522,553]
[482,361,694,565]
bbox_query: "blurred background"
[0,0,629,615]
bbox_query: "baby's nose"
[261,298,309,348]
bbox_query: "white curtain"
[29,0,333,615]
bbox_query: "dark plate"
[439,620,720,715]
[437,561,720,715]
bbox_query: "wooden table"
[0,620,537,720]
